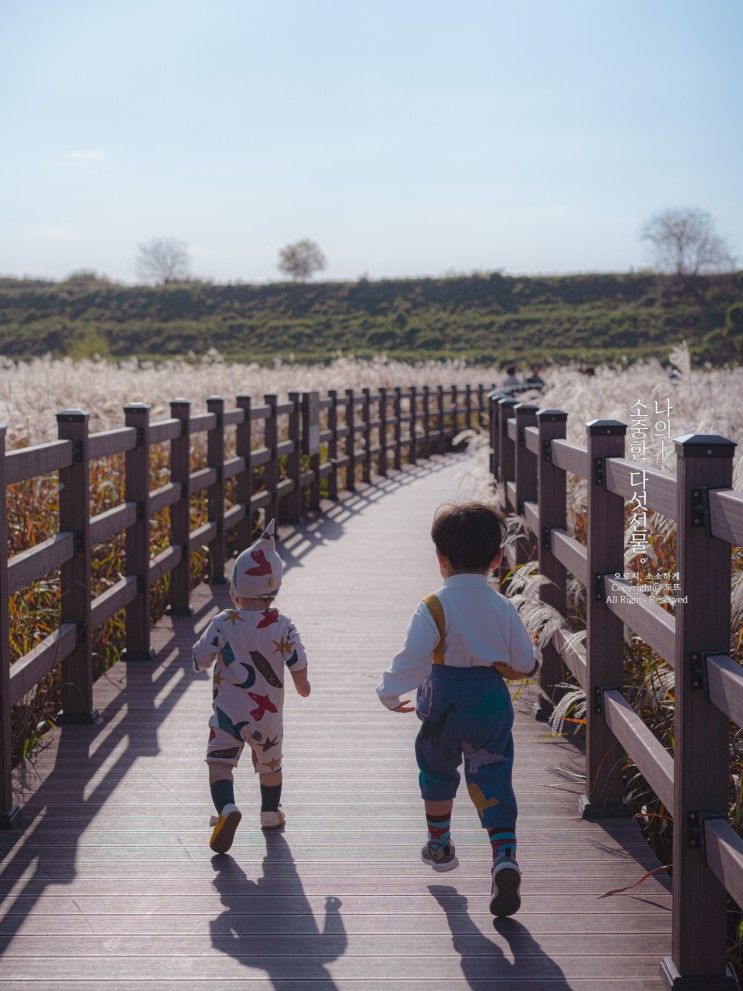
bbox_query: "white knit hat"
[231,519,284,598]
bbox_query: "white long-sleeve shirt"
[376,573,539,710]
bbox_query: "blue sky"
[1,0,741,282]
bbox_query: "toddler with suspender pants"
[376,502,540,917]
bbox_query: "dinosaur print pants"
[414,665,517,831]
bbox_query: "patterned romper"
[192,606,308,774]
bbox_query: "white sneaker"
[260,808,286,829]
[209,803,242,853]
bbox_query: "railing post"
[393,387,402,470]
[264,395,279,522]
[450,384,458,439]
[580,419,630,819]
[409,387,417,464]
[206,396,226,583]
[123,403,153,661]
[661,433,738,990]
[513,403,539,564]
[534,409,568,722]
[378,388,388,477]
[477,384,485,429]
[361,388,372,483]
[301,391,321,511]
[0,424,21,827]
[344,389,355,490]
[437,385,445,453]
[489,392,502,477]
[465,384,472,430]
[328,390,339,499]
[422,385,431,458]
[497,398,517,509]
[287,392,302,521]
[56,409,97,723]
[235,394,253,550]
[167,399,192,617]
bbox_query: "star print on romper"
[225,610,245,625]
[263,757,281,771]
[247,692,278,721]
[272,636,292,657]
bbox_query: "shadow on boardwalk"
[0,457,458,969]
[429,884,571,989]
[210,832,346,990]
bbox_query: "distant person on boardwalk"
[524,363,545,388]
[501,365,521,390]
[376,502,541,917]
[192,520,311,853]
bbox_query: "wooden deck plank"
[2,456,670,988]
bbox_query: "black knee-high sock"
[260,783,282,812]
[210,778,235,814]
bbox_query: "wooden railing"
[489,392,743,989]
[0,383,492,826]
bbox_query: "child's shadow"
[210,831,346,990]
[429,884,571,989]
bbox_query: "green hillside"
[1,270,742,365]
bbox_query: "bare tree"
[136,237,191,284]
[640,208,735,277]
[277,238,327,281]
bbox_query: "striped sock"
[488,828,517,860]
[426,812,452,852]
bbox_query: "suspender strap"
[422,593,446,666]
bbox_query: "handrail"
[488,392,742,985]
[2,379,493,834]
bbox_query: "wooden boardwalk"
[0,455,672,989]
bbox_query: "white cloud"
[40,223,77,241]
[64,148,105,161]
[189,244,214,258]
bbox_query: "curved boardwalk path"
[0,455,671,989]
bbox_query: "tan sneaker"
[209,803,241,853]
[260,808,286,829]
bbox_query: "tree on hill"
[278,238,326,281]
[640,208,735,277]
[135,237,191,284]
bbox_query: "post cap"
[674,433,737,457]
[206,395,225,405]
[497,397,518,408]
[0,423,7,439]
[56,408,89,422]
[537,409,568,422]
[586,419,626,436]
[236,393,251,403]
[170,398,191,409]
[123,402,150,414]
[514,403,539,414]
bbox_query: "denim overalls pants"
[414,663,517,832]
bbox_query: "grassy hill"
[1,270,742,365]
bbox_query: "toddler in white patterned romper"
[192,521,310,853]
